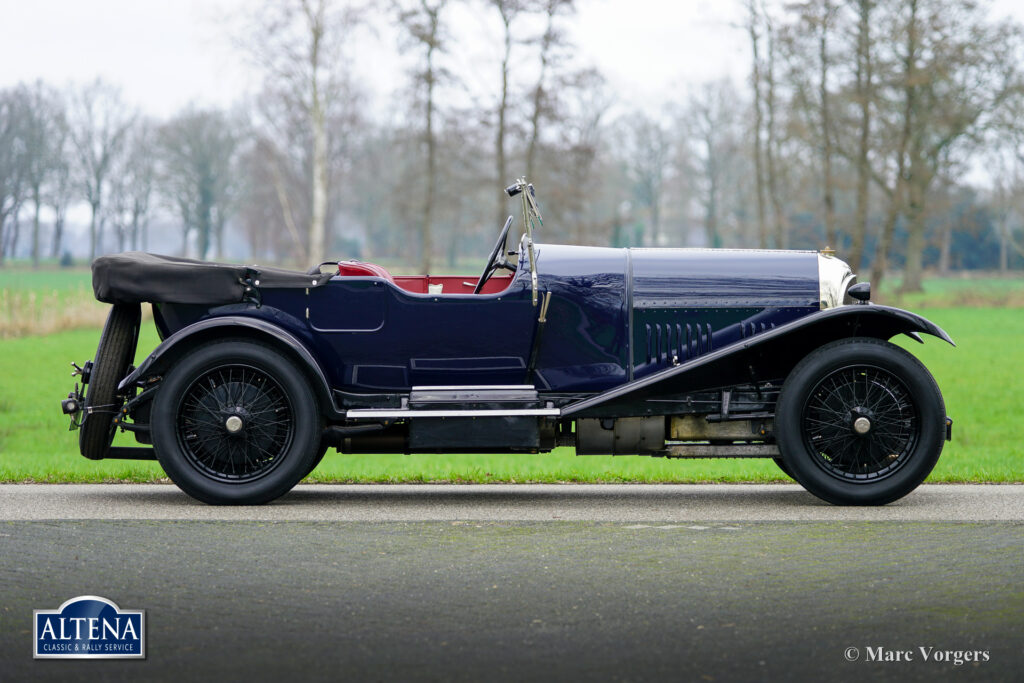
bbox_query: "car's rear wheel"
[79,303,141,460]
[775,337,945,505]
[305,443,329,478]
[772,458,794,480]
[151,339,320,505]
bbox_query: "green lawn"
[877,274,1024,308]
[0,307,1019,483]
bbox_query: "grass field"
[0,307,1019,483]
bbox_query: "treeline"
[1,0,1024,291]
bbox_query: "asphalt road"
[1,483,1023,521]
[2,484,1022,682]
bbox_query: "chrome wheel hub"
[852,416,871,435]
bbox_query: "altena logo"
[33,595,145,659]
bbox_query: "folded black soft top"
[92,252,334,305]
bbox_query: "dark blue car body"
[66,207,954,505]
[142,245,831,396]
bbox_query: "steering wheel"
[473,215,516,294]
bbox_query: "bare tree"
[69,79,135,260]
[763,12,789,248]
[990,152,1024,271]
[783,0,840,251]
[526,0,575,182]
[0,88,29,265]
[46,116,72,260]
[489,0,528,223]
[158,108,238,259]
[848,0,874,273]
[549,69,612,244]
[746,0,769,248]
[108,120,156,252]
[397,0,450,274]
[19,82,66,267]
[621,112,670,246]
[242,0,361,263]
[683,80,744,249]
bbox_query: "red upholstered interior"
[336,260,512,294]
[337,260,395,282]
[392,275,513,295]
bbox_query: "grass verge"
[0,307,1019,483]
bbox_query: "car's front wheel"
[150,339,320,505]
[775,337,946,505]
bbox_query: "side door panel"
[309,278,537,391]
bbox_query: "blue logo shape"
[34,596,146,659]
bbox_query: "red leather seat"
[337,260,394,282]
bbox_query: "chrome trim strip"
[346,408,560,419]
[410,385,536,391]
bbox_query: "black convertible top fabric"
[92,252,334,305]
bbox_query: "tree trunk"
[50,213,64,260]
[31,185,41,268]
[131,210,139,251]
[999,221,1008,272]
[650,198,661,247]
[421,20,438,275]
[901,171,926,293]
[496,11,512,225]
[818,0,837,251]
[306,1,328,264]
[938,217,952,274]
[526,4,555,182]
[748,2,768,249]
[705,135,720,248]
[705,182,720,248]
[765,19,786,249]
[849,0,872,273]
[871,180,903,293]
[871,0,916,294]
[88,201,100,260]
[310,100,328,262]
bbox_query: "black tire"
[150,339,320,505]
[79,303,141,460]
[305,443,329,479]
[776,337,946,505]
[772,458,795,480]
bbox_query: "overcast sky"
[3,0,1023,120]
[0,0,770,119]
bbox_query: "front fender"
[562,304,953,417]
[118,316,340,417]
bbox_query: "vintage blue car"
[63,180,953,505]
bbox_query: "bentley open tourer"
[62,179,953,505]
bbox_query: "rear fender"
[562,305,953,417]
[118,316,341,418]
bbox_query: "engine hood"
[628,247,823,308]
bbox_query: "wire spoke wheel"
[776,338,946,505]
[176,363,295,483]
[801,364,920,482]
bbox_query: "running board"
[345,408,560,419]
[346,385,557,419]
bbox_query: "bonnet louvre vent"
[645,322,713,364]
[740,321,777,339]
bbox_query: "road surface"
[2,484,1021,681]
[1,482,1022,521]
